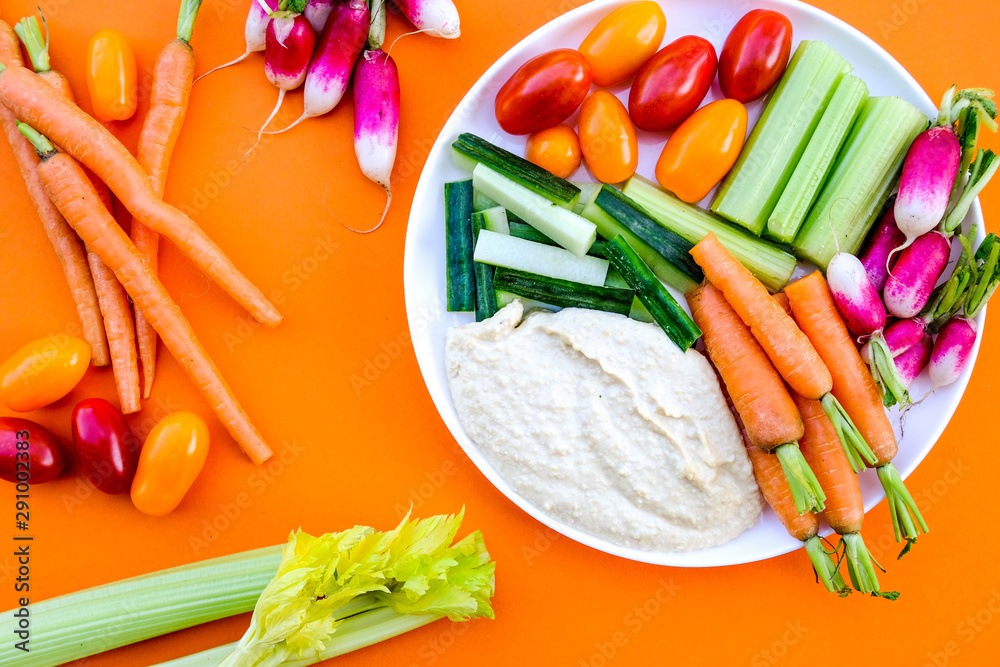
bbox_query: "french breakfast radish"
[894,126,961,249]
[195,0,278,82]
[350,48,399,233]
[895,331,932,386]
[883,230,952,318]
[394,0,461,39]
[303,0,334,33]
[826,252,885,337]
[266,0,368,135]
[248,11,315,155]
[859,203,905,292]
[928,316,977,389]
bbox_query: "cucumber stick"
[477,206,510,234]
[793,96,927,269]
[712,41,853,235]
[472,163,597,256]
[493,268,633,316]
[767,74,869,243]
[602,236,701,351]
[579,184,702,292]
[474,229,609,286]
[453,133,581,209]
[445,179,475,311]
[470,212,498,322]
[622,175,796,292]
[508,221,607,258]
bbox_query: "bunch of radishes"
[198,0,462,231]
[827,86,998,407]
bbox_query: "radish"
[369,0,387,49]
[883,230,952,319]
[858,203,905,293]
[349,48,400,233]
[304,0,334,33]
[826,252,886,337]
[265,0,369,136]
[895,331,932,386]
[393,0,461,39]
[247,10,315,156]
[928,316,977,388]
[195,0,279,82]
[893,126,961,250]
[860,317,927,364]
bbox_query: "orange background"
[1,0,999,665]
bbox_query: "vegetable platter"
[402,0,989,567]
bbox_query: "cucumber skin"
[471,211,499,321]
[445,179,476,312]
[493,268,634,316]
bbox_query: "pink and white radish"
[394,0,461,39]
[266,0,369,136]
[195,0,279,82]
[895,331,932,386]
[883,230,952,318]
[303,0,334,33]
[859,204,905,293]
[827,252,886,337]
[349,48,400,233]
[928,316,977,388]
[893,126,961,250]
[245,11,315,156]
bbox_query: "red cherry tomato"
[628,35,717,132]
[0,417,66,484]
[495,49,593,135]
[719,10,793,103]
[71,398,140,494]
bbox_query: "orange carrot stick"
[0,62,282,328]
[132,32,198,398]
[785,271,926,552]
[19,127,272,464]
[794,392,896,598]
[687,282,824,514]
[0,18,109,365]
[690,232,832,399]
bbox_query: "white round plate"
[402,0,985,566]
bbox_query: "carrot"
[0,17,110,365]
[0,62,282,329]
[687,282,825,514]
[19,125,272,465]
[690,233,832,398]
[131,2,203,399]
[785,271,927,553]
[16,19,144,413]
[794,392,896,598]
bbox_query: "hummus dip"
[445,301,762,552]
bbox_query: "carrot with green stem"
[16,13,142,413]
[793,392,897,598]
[130,0,204,398]
[785,271,926,556]
[0,15,109,366]
[687,282,825,514]
[0,61,282,329]
[17,122,272,465]
[690,232,876,473]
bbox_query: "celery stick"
[712,41,853,235]
[793,97,927,269]
[767,74,869,243]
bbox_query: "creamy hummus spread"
[446,301,762,552]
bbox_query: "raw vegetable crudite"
[393,0,461,39]
[195,0,278,81]
[86,28,137,121]
[578,1,667,87]
[0,335,91,412]
[495,49,592,136]
[628,35,717,132]
[131,412,210,516]
[0,417,65,484]
[71,397,139,495]
[718,9,793,103]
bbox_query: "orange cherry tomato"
[526,124,582,179]
[578,91,638,184]
[655,98,748,203]
[0,335,91,412]
[579,1,667,87]
[131,412,210,516]
[86,28,137,121]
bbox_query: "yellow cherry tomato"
[578,91,638,184]
[579,1,667,87]
[131,412,209,517]
[0,336,91,412]
[526,124,582,179]
[655,98,748,203]
[86,28,137,121]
